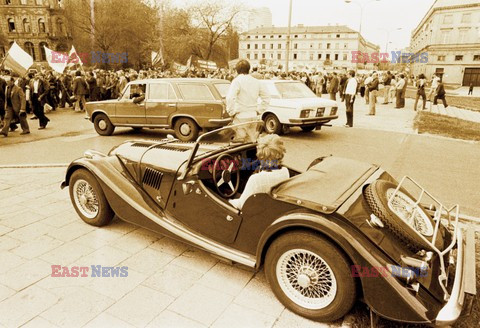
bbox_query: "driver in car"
[229,134,289,210]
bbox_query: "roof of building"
[412,0,480,36]
[243,25,358,35]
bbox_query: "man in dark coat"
[29,73,50,129]
[0,76,6,127]
[72,70,89,112]
[1,77,29,137]
[327,73,339,100]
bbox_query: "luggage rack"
[388,176,460,300]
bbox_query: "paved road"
[1,114,478,217]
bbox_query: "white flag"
[44,46,67,73]
[151,49,164,66]
[2,41,33,75]
[67,45,83,66]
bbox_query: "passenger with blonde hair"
[229,134,290,210]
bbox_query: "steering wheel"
[212,154,240,198]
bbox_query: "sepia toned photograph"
[0,0,479,327]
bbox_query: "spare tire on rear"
[364,180,441,253]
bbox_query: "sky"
[172,0,437,52]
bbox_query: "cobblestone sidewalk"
[0,167,352,328]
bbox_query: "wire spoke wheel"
[73,179,99,219]
[386,188,434,237]
[277,249,337,310]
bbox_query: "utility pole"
[285,0,292,73]
[90,0,95,50]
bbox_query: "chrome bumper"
[435,227,477,326]
[208,118,232,125]
[288,115,338,125]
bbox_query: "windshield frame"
[178,121,264,180]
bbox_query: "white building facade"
[410,0,480,86]
[238,25,380,72]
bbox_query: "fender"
[256,212,433,323]
[90,110,112,123]
[169,114,200,128]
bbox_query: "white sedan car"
[260,80,338,134]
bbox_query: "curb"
[0,163,69,169]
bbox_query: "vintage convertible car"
[61,122,476,326]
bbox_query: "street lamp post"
[285,0,293,73]
[344,0,380,36]
[384,28,402,53]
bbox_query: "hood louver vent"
[131,142,151,148]
[153,145,188,152]
[143,167,163,190]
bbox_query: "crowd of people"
[0,64,450,137]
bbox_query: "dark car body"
[85,78,232,141]
[62,122,476,326]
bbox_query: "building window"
[310,43,313,48]
[293,53,297,60]
[437,55,445,61]
[327,43,331,49]
[247,44,250,49]
[455,55,463,61]
[270,44,273,49]
[440,30,450,43]
[336,34,340,38]
[24,42,36,60]
[335,54,339,60]
[343,53,348,61]
[270,35,274,38]
[38,18,46,33]
[23,18,31,33]
[262,35,266,38]
[309,53,313,60]
[262,44,265,49]
[254,44,258,49]
[262,53,265,59]
[247,36,250,39]
[8,18,15,32]
[277,53,281,60]
[5,0,12,5]
[294,43,297,49]
[255,36,258,39]
[474,55,480,61]
[246,53,250,59]
[270,53,273,59]
[278,35,282,38]
[254,53,258,60]
[326,54,330,60]
[462,13,471,23]
[318,54,322,60]
[344,43,348,49]
[318,43,322,49]
[39,42,48,61]
[294,35,298,38]
[56,18,64,35]
[443,14,453,24]
[458,29,468,43]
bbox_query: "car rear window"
[178,84,215,101]
[213,83,230,98]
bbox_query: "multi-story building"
[248,7,272,30]
[238,25,380,72]
[0,0,71,62]
[410,0,480,86]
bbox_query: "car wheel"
[264,114,282,134]
[94,114,115,136]
[364,180,440,252]
[69,169,114,227]
[174,118,199,142]
[265,231,356,322]
[301,126,316,132]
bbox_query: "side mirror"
[182,181,195,195]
